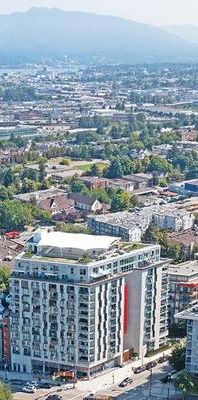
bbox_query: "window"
[80,269,86,276]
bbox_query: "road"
[13,362,180,400]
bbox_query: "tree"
[70,180,88,193]
[39,161,46,182]
[169,344,186,371]
[0,381,12,400]
[0,200,33,230]
[147,155,172,174]
[3,168,15,187]
[106,159,124,179]
[111,191,130,212]
[130,194,140,208]
[89,163,103,177]
[0,266,10,292]
[59,158,70,166]
[174,372,198,399]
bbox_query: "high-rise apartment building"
[175,306,198,375]
[10,228,170,377]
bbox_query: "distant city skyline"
[0,0,198,26]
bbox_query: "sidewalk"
[0,348,172,393]
[78,348,173,393]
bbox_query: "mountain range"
[0,8,197,64]
[164,24,198,46]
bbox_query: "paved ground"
[12,361,180,400]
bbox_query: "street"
[12,361,180,400]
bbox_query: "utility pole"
[167,378,171,400]
[149,367,153,400]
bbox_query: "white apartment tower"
[10,228,170,377]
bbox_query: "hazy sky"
[0,0,198,26]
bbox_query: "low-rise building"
[69,193,103,213]
[88,211,142,243]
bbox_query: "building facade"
[176,307,198,375]
[169,261,198,324]
[10,228,170,377]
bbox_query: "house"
[38,194,74,216]
[69,193,103,213]
[78,176,108,190]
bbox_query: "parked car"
[38,382,52,389]
[27,380,39,388]
[119,377,133,387]
[22,385,36,393]
[160,373,172,384]
[158,355,168,364]
[160,370,176,384]
[46,395,62,400]
[133,366,146,374]
[145,361,157,370]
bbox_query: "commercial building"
[10,228,170,377]
[175,306,198,375]
[169,261,198,324]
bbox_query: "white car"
[27,380,39,388]
[22,385,37,393]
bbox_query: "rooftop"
[169,260,198,278]
[32,229,119,252]
[175,306,198,321]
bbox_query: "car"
[46,395,62,400]
[145,361,157,370]
[160,370,176,384]
[133,366,146,374]
[22,385,37,393]
[27,380,39,388]
[158,356,168,364]
[38,382,52,389]
[119,377,133,387]
[160,373,172,384]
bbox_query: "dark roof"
[69,193,99,206]
[38,195,74,212]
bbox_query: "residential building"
[169,261,198,324]
[88,211,142,243]
[175,306,198,375]
[122,173,153,190]
[10,228,170,377]
[185,179,198,194]
[78,177,109,190]
[69,193,103,213]
[38,195,74,216]
[89,203,195,242]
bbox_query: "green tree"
[39,161,46,182]
[111,192,130,212]
[3,168,15,187]
[59,158,70,166]
[0,265,10,292]
[174,372,198,399]
[0,200,33,230]
[169,344,186,371]
[89,163,103,177]
[0,381,12,400]
[70,180,88,193]
[107,159,124,179]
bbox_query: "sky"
[0,0,198,26]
